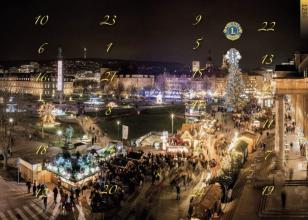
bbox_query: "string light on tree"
[224,48,247,112]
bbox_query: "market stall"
[191,183,223,220]
[166,145,189,154]
[45,145,116,188]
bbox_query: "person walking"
[188,197,194,218]
[70,193,75,208]
[43,195,48,211]
[281,188,286,208]
[32,181,37,196]
[60,194,66,213]
[75,187,80,202]
[289,168,294,180]
[53,186,58,204]
[81,185,86,195]
[306,162,308,181]
[26,180,31,193]
[176,184,180,200]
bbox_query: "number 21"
[101,71,116,82]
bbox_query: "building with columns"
[0,72,74,97]
[273,52,308,166]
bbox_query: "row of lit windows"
[43,83,56,89]
[0,77,73,82]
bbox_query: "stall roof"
[192,183,222,209]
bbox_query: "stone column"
[304,95,308,137]
[275,95,284,169]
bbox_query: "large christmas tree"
[224,48,246,112]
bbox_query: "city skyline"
[0,0,305,69]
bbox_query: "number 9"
[193,15,203,26]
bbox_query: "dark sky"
[0,0,305,69]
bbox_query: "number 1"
[106,42,113,53]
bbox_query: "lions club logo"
[223,21,243,41]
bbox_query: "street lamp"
[116,120,121,139]
[57,130,63,145]
[8,118,14,155]
[95,107,98,117]
[9,118,14,124]
[171,113,174,135]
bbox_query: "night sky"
[0,0,305,69]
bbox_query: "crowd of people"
[80,150,212,217]
[26,180,48,211]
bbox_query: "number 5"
[193,37,204,50]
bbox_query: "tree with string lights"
[224,48,247,112]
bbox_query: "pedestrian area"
[0,178,89,220]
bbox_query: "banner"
[301,0,308,38]
[122,125,128,140]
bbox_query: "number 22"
[258,21,276,31]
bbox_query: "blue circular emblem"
[223,21,243,41]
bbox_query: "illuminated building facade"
[0,73,73,97]
[111,74,155,91]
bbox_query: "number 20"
[258,21,276,31]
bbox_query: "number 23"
[99,15,117,26]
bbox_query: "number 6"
[38,43,48,54]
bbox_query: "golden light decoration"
[38,103,56,124]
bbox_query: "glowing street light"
[116,120,121,139]
[8,118,14,155]
[171,113,175,134]
[57,130,63,145]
